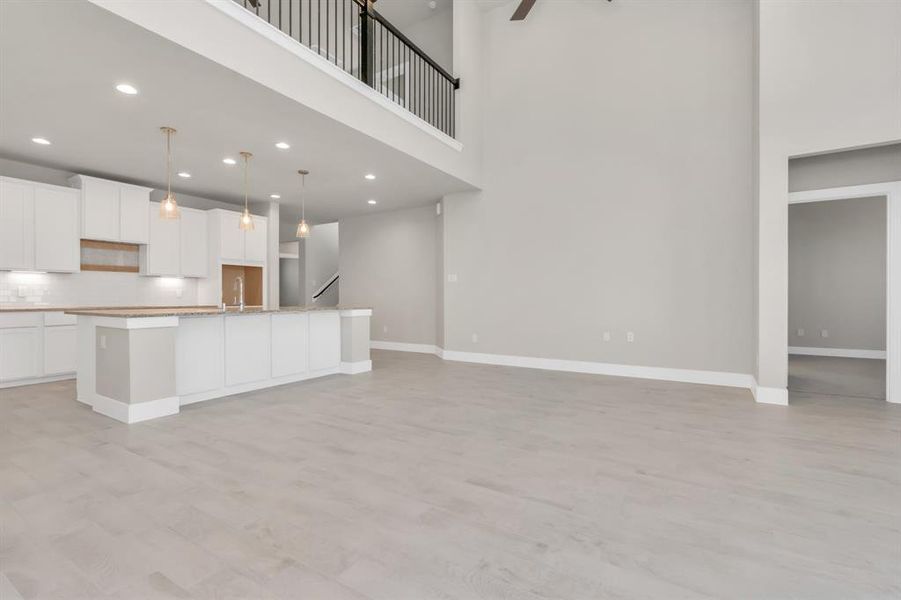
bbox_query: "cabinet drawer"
[0,312,42,328]
[44,312,78,326]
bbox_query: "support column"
[340,308,373,374]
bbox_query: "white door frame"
[788,181,901,403]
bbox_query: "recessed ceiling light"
[116,83,138,95]
[368,199,377,205]
[364,173,376,180]
[177,171,191,178]
[31,137,51,145]
[270,194,281,199]
[275,142,290,150]
[222,157,237,165]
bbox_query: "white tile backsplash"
[0,271,199,308]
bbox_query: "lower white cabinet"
[309,312,340,371]
[43,325,77,375]
[176,316,224,395]
[224,314,271,386]
[0,327,41,381]
[271,313,309,377]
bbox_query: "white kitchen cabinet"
[0,177,78,273]
[34,186,80,272]
[224,314,271,386]
[176,316,224,396]
[119,185,151,243]
[271,313,309,377]
[211,209,267,264]
[0,327,41,382]
[179,207,208,277]
[309,311,340,371]
[144,202,180,276]
[0,178,35,270]
[70,175,151,243]
[43,325,77,375]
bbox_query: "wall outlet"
[821,329,829,338]
[626,331,635,343]
[448,274,458,283]
[797,328,805,337]
[471,333,479,343]
[175,288,183,299]
[603,331,611,342]
[17,286,27,297]
[99,335,107,350]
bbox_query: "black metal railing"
[239,0,459,138]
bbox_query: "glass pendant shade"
[296,219,310,238]
[296,169,310,239]
[160,126,180,220]
[239,207,255,231]
[159,193,180,219]
[238,151,254,231]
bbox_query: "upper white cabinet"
[208,209,267,264]
[141,203,208,278]
[34,186,80,272]
[69,175,151,244]
[0,177,78,273]
[0,178,35,270]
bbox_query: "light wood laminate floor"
[1,351,899,599]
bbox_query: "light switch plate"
[448,274,458,283]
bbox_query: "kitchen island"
[66,306,372,423]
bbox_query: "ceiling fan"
[511,0,611,21]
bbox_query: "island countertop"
[64,306,371,318]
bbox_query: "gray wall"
[442,0,754,373]
[340,204,437,345]
[279,258,301,305]
[789,197,886,351]
[789,143,901,193]
[305,222,339,306]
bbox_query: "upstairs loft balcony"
[236,0,459,138]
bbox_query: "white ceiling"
[374,0,453,28]
[0,0,473,225]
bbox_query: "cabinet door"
[34,187,80,272]
[180,208,208,277]
[146,202,180,276]
[271,313,308,377]
[0,328,41,381]
[244,217,268,263]
[309,312,340,371]
[224,314,271,385]
[82,178,120,241]
[218,211,245,262]
[0,179,35,270]
[43,325,77,374]
[119,185,150,243]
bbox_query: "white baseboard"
[440,349,756,390]
[0,373,74,389]
[788,346,886,360]
[91,394,180,424]
[752,385,789,406]
[341,360,372,374]
[371,340,439,354]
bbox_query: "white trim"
[788,181,901,404]
[340,309,373,317]
[788,346,886,360]
[752,385,789,406]
[0,373,74,389]
[90,316,179,330]
[206,0,463,152]
[371,340,438,354]
[439,349,756,390]
[340,360,372,374]
[178,367,341,406]
[91,394,180,424]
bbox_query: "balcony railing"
[239,0,459,138]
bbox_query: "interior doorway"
[787,182,901,403]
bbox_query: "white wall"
[442,0,754,374]
[756,0,901,393]
[789,197,886,351]
[403,7,453,74]
[305,222,339,305]
[340,204,438,345]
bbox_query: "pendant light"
[238,151,254,231]
[296,169,310,239]
[159,127,180,219]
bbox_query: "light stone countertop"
[64,306,371,318]
[0,304,218,313]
